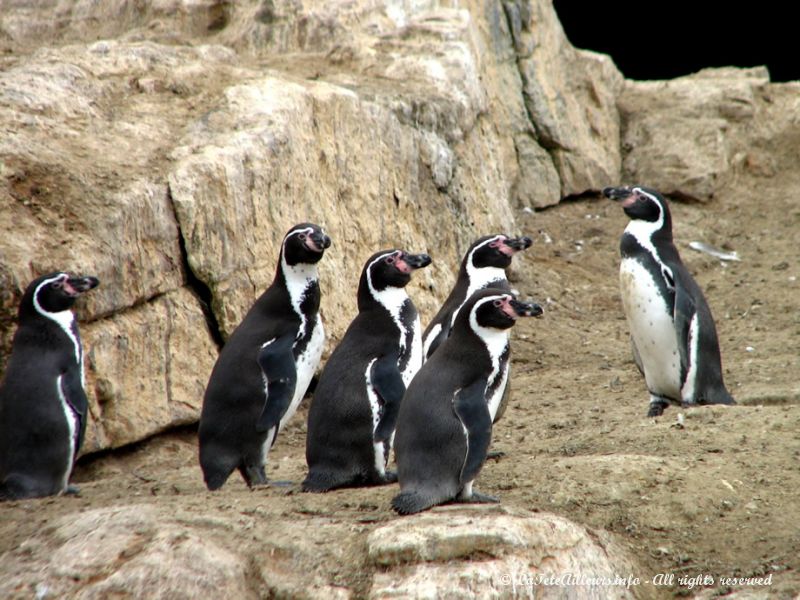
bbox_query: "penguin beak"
[307,231,332,252]
[510,298,543,318]
[505,236,533,252]
[401,253,432,270]
[64,275,100,297]
[603,186,635,201]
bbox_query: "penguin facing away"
[199,223,331,490]
[604,186,735,417]
[0,272,99,500]
[422,234,532,360]
[392,288,542,515]
[303,249,432,492]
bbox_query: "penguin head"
[603,186,671,225]
[464,288,543,333]
[362,249,432,294]
[281,223,332,266]
[22,272,100,318]
[468,234,533,270]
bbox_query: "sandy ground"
[1,172,798,598]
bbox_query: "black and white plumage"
[303,249,431,492]
[0,272,99,500]
[391,288,542,515]
[199,223,331,490]
[422,234,532,360]
[422,234,532,423]
[604,185,736,417]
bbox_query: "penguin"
[604,185,736,417]
[0,272,99,500]
[302,249,432,492]
[422,234,532,426]
[198,223,331,490]
[423,234,532,360]
[391,288,542,515]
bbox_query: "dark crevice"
[500,1,564,192]
[167,185,225,350]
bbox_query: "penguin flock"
[0,186,736,512]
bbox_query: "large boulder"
[618,67,774,201]
[368,506,638,599]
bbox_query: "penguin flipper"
[256,333,298,434]
[672,276,697,379]
[371,352,405,443]
[60,368,88,454]
[452,378,492,486]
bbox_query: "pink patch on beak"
[621,194,637,208]
[490,238,515,256]
[500,297,518,320]
[62,278,78,296]
[395,255,411,274]
[305,237,320,252]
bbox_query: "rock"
[618,67,769,202]
[512,0,624,198]
[367,506,637,599]
[0,505,252,599]
[167,66,515,341]
[81,288,218,453]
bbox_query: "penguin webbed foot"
[64,484,81,496]
[647,395,670,417]
[486,450,506,461]
[456,490,499,505]
[265,479,294,488]
[381,471,398,484]
[240,464,269,488]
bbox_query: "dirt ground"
[1,172,798,599]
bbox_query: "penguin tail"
[703,386,736,406]
[391,490,438,515]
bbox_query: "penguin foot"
[647,396,670,417]
[64,485,81,496]
[266,479,294,488]
[391,490,438,515]
[457,490,499,504]
[381,471,398,484]
[486,451,506,460]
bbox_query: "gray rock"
[368,506,638,599]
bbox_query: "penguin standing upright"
[199,223,331,490]
[423,234,532,359]
[392,288,542,515]
[303,249,432,492]
[604,186,736,417]
[0,272,99,500]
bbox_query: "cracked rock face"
[1,0,567,452]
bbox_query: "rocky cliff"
[1,1,798,453]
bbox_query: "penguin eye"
[493,299,503,307]
[298,233,307,241]
[52,281,63,290]
[385,256,395,264]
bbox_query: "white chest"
[619,258,681,398]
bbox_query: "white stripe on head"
[451,236,507,327]
[465,236,507,294]
[623,187,666,259]
[366,251,410,353]
[280,226,319,341]
[468,295,510,387]
[33,274,83,379]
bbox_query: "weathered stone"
[513,0,624,198]
[82,288,218,452]
[368,506,637,599]
[168,70,516,341]
[618,67,770,201]
[0,505,252,599]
